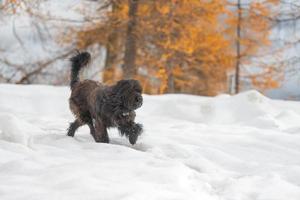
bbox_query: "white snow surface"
[0,84,300,200]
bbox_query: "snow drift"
[0,84,300,200]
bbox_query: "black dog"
[67,51,143,145]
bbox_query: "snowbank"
[0,84,300,200]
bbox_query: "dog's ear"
[112,80,131,95]
[133,80,142,93]
[113,79,142,95]
[96,91,123,117]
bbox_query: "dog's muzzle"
[134,95,143,109]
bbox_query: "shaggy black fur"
[67,51,143,145]
[70,51,91,89]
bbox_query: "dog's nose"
[136,96,142,103]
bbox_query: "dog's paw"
[118,123,143,145]
[128,123,143,145]
[129,134,138,145]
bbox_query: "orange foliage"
[1,0,35,14]
[132,0,234,95]
[69,0,280,95]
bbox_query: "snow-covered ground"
[0,84,300,200]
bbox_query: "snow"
[0,84,300,200]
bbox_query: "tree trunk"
[235,0,242,94]
[103,30,121,83]
[167,59,175,93]
[103,2,122,83]
[123,0,139,79]
[167,72,175,93]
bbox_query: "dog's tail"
[69,51,91,89]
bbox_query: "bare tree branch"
[16,50,74,84]
[12,17,26,50]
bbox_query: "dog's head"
[112,79,143,112]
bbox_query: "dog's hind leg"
[78,113,100,142]
[67,119,82,137]
[87,120,98,142]
[94,119,109,143]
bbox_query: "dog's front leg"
[94,118,109,143]
[118,122,143,145]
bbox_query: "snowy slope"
[0,84,300,200]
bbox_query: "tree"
[67,0,282,95]
[226,0,281,93]
[73,0,235,95]
[123,0,139,79]
[0,0,76,84]
[136,0,234,95]
[272,0,300,85]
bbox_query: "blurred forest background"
[0,0,300,99]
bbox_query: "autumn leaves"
[74,0,279,95]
